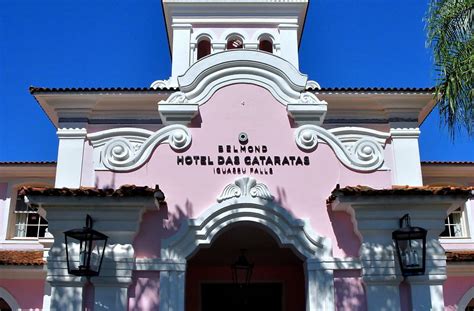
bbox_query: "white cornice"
[33,93,171,128]
[162,0,308,48]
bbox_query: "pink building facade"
[0,0,473,310]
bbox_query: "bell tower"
[161,0,309,86]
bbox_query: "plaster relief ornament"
[295,125,390,172]
[217,176,274,202]
[88,124,192,171]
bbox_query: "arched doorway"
[159,177,335,311]
[185,223,305,311]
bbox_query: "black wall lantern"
[64,215,108,277]
[231,249,254,286]
[392,214,427,277]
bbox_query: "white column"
[305,260,335,311]
[55,128,87,188]
[93,282,129,311]
[159,269,186,311]
[50,281,84,311]
[171,24,192,82]
[406,216,448,311]
[278,24,299,69]
[390,128,423,186]
[361,242,402,311]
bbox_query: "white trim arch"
[158,50,327,125]
[0,287,21,310]
[223,30,248,42]
[458,286,474,310]
[159,176,335,311]
[161,198,332,262]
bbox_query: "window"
[440,207,468,238]
[197,38,211,60]
[259,38,273,53]
[14,196,48,238]
[226,36,243,50]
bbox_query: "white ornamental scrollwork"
[217,176,274,203]
[88,124,192,171]
[295,125,389,172]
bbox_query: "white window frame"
[3,181,53,242]
[440,200,474,244]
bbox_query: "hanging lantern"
[392,214,427,277]
[64,215,108,277]
[231,249,254,286]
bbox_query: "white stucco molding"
[295,125,390,172]
[157,50,327,125]
[161,197,332,262]
[0,287,21,310]
[217,176,273,202]
[87,124,191,171]
[458,286,474,310]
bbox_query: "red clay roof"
[0,251,44,266]
[312,87,434,93]
[0,161,56,165]
[421,161,474,165]
[446,251,474,262]
[29,86,434,94]
[19,184,165,201]
[328,185,474,203]
[29,86,178,94]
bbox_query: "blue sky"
[0,0,472,161]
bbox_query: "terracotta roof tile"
[421,161,474,165]
[312,87,434,93]
[0,161,56,165]
[19,184,165,201]
[328,185,474,203]
[29,86,178,94]
[0,251,44,266]
[446,251,474,262]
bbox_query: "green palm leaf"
[426,0,474,138]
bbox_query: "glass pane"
[38,225,47,238]
[26,225,39,238]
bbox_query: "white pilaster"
[406,215,448,311]
[55,128,87,188]
[171,24,192,83]
[50,281,84,311]
[159,267,186,311]
[278,24,299,69]
[93,282,129,311]
[305,261,335,311]
[390,128,423,186]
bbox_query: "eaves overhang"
[30,86,176,128]
[0,162,56,179]
[311,87,436,126]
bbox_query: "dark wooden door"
[201,283,283,311]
